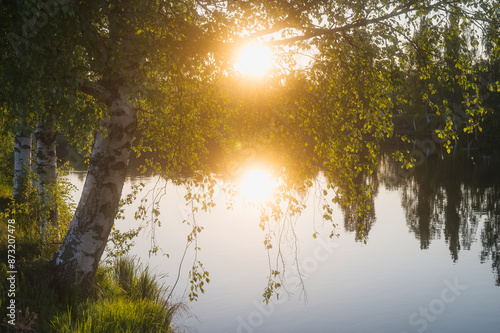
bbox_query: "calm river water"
[66,152,500,333]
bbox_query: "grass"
[50,256,185,333]
[111,257,166,302]
[52,297,175,333]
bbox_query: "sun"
[240,169,277,203]
[235,44,273,76]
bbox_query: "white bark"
[52,85,137,292]
[36,118,59,241]
[31,133,37,189]
[13,129,32,199]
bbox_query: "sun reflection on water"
[239,168,277,203]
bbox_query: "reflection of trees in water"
[400,176,444,250]
[480,187,500,286]
[377,152,500,281]
[341,198,376,243]
[340,169,378,243]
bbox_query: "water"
[65,153,500,333]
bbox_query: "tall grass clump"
[51,256,186,333]
[111,256,164,302]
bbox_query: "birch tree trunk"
[13,128,32,200]
[51,85,137,293]
[36,118,59,241]
[30,133,37,189]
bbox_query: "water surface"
[66,153,500,333]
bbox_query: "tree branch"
[263,0,454,46]
[77,79,111,103]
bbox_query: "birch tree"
[1,7,37,200]
[50,0,220,292]
[13,126,32,200]
[1,0,98,236]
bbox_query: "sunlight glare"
[240,169,277,203]
[235,44,273,76]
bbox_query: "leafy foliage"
[0,165,75,245]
